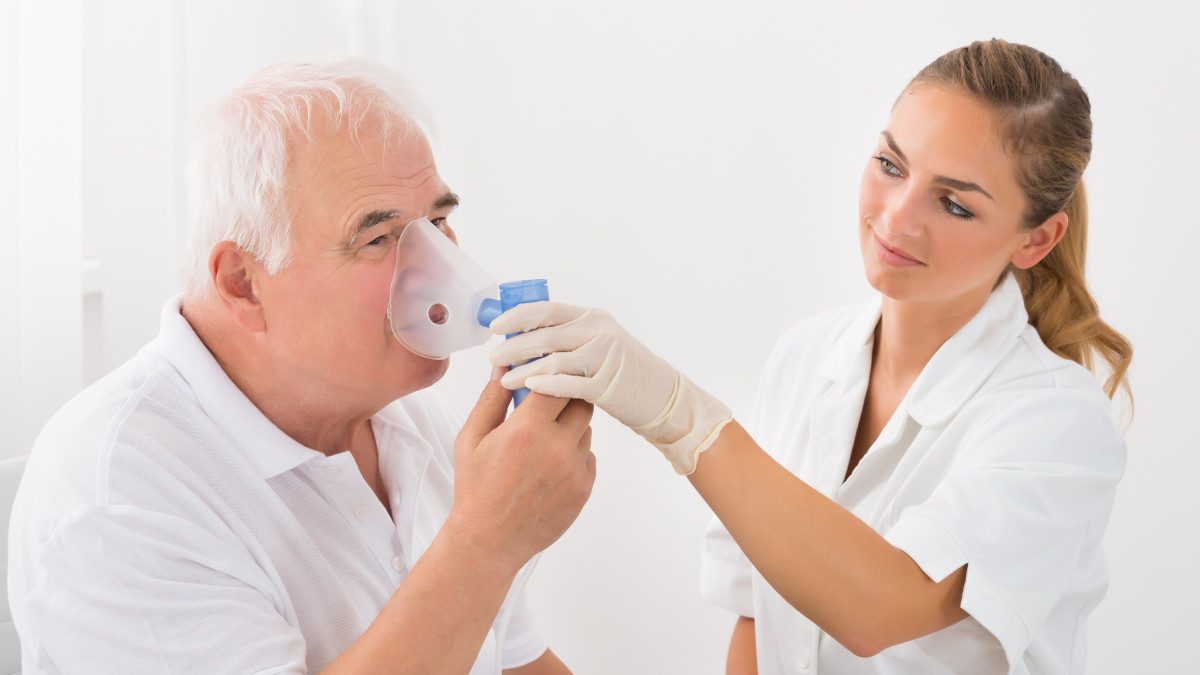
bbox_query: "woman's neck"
[874,294,987,383]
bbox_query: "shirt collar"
[153,294,323,479]
[817,295,882,382]
[818,274,1030,427]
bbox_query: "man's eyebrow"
[346,192,461,247]
[881,130,994,201]
[347,210,401,246]
[434,191,460,211]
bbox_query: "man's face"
[254,117,459,410]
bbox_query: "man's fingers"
[459,375,512,448]
[509,390,573,422]
[556,398,594,431]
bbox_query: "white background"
[3,1,1197,673]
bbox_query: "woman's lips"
[873,232,924,267]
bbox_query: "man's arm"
[321,380,594,674]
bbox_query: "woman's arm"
[727,617,758,675]
[692,421,966,657]
[489,304,967,655]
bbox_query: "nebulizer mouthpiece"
[388,219,548,405]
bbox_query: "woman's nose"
[879,185,922,237]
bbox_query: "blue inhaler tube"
[476,279,549,408]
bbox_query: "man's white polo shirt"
[8,295,546,674]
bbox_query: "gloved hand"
[488,302,732,475]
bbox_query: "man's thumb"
[459,367,512,447]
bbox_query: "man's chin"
[396,354,451,396]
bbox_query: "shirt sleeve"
[884,388,1125,672]
[22,504,307,675]
[492,573,549,669]
[699,515,756,617]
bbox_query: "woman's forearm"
[689,421,967,657]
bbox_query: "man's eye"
[430,217,449,231]
[365,234,390,247]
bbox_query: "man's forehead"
[284,122,448,221]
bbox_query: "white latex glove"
[489,302,732,475]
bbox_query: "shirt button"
[354,505,370,520]
[796,646,812,670]
[323,466,341,479]
[391,556,404,571]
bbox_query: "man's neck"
[182,295,378,457]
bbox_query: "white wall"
[3,1,1197,673]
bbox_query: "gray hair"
[183,54,431,298]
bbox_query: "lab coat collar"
[151,294,322,479]
[818,274,1030,428]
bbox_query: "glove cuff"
[631,372,733,475]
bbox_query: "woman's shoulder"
[989,324,1113,399]
[959,325,1126,468]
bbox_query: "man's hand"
[446,372,596,574]
[489,302,732,475]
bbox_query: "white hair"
[183,54,432,298]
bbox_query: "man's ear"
[1011,211,1068,270]
[209,242,267,333]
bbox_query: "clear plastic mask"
[387,218,499,360]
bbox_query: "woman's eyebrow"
[933,175,993,200]
[881,130,908,164]
[881,130,994,201]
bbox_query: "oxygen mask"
[387,217,499,360]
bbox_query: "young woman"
[489,39,1132,674]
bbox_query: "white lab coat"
[700,275,1125,675]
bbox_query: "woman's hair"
[908,39,1132,402]
[183,54,430,299]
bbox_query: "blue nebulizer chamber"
[477,279,550,407]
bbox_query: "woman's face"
[858,84,1033,315]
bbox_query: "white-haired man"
[8,56,594,674]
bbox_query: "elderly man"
[8,56,594,674]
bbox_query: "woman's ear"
[1011,211,1068,270]
[209,241,268,333]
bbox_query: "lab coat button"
[796,646,811,669]
[354,505,370,520]
[391,556,404,571]
[323,466,341,479]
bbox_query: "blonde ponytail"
[1011,183,1132,401]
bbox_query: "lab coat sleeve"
[699,515,756,617]
[21,504,307,675]
[884,387,1125,672]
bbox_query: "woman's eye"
[942,197,975,219]
[874,155,901,177]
